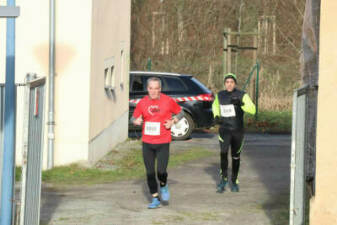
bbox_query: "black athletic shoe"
[231,183,239,192]
[216,179,228,193]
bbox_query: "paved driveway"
[40,132,291,225]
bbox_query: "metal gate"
[290,85,318,225]
[19,76,46,225]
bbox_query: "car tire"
[171,112,194,140]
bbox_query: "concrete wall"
[310,1,337,224]
[89,0,131,163]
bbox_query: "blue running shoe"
[160,184,170,201]
[148,197,160,209]
[216,179,228,193]
[231,183,239,192]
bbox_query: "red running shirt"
[133,93,182,144]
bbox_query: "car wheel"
[171,112,194,140]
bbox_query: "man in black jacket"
[212,73,256,192]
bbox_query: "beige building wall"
[6,0,130,167]
[53,0,93,166]
[310,1,337,224]
[88,0,131,163]
[14,0,93,167]
[15,0,51,167]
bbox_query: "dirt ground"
[40,132,291,225]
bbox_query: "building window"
[104,67,111,90]
[110,65,115,89]
[104,56,115,91]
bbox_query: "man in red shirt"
[131,77,183,209]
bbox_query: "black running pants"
[218,128,244,183]
[142,142,170,194]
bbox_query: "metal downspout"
[48,0,55,169]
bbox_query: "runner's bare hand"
[164,119,174,129]
[133,116,143,126]
[164,118,178,129]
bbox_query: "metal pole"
[242,64,257,91]
[0,0,16,223]
[47,0,55,169]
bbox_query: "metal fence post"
[241,62,260,120]
[0,0,18,224]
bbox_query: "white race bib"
[220,104,236,117]
[144,122,161,136]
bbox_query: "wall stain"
[33,43,77,75]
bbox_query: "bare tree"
[131,0,306,110]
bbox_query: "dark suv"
[129,71,214,140]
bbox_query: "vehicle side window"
[163,77,187,92]
[131,76,144,92]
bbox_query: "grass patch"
[15,166,22,181]
[245,111,292,133]
[18,146,213,185]
[206,110,292,134]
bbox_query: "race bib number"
[220,104,236,117]
[144,122,161,136]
